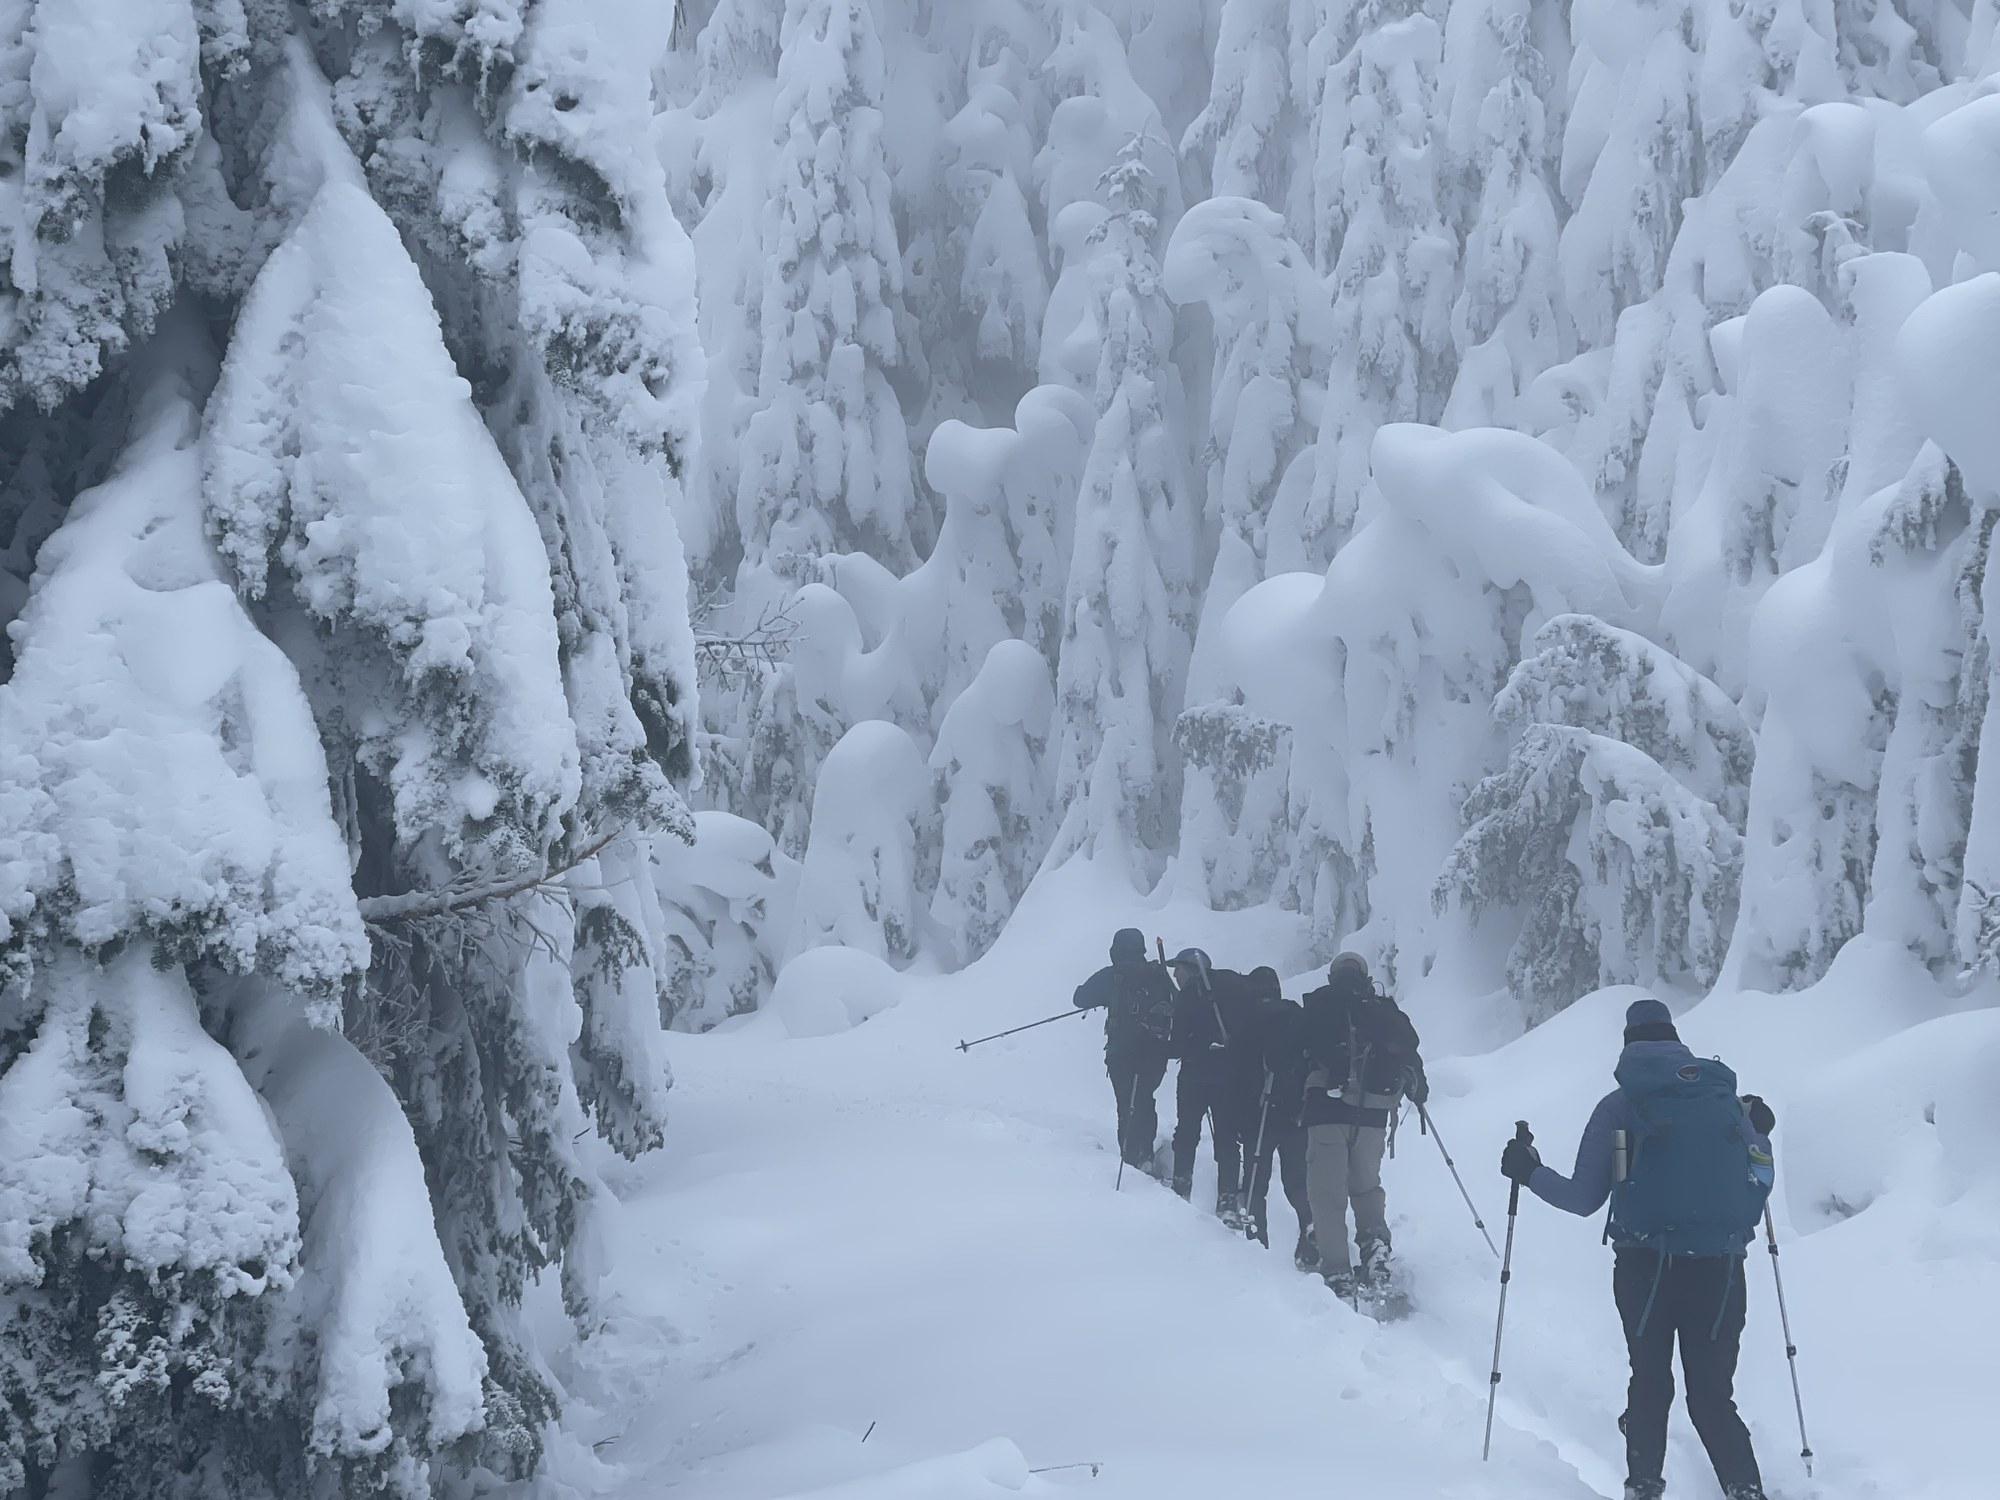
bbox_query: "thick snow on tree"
[0,0,211,415]
[1439,723,1743,1018]
[1164,195,1330,681]
[735,0,916,583]
[935,1,1053,404]
[1174,701,1293,911]
[228,973,488,1500]
[1439,0,1566,430]
[1498,613,1755,828]
[206,177,582,864]
[1273,424,1647,985]
[930,639,1054,964]
[1439,614,1752,1014]
[0,952,304,1499]
[1183,0,1298,205]
[0,8,704,1489]
[0,362,364,1001]
[1048,139,1198,881]
[913,396,1092,715]
[787,719,935,966]
[1303,6,1457,562]
[654,809,799,1032]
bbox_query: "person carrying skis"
[1239,966,1317,1270]
[1165,947,1255,1226]
[1500,997,1777,1500]
[1300,952,1427,1300]
[1072,928,1176,1178]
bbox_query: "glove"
[1741,1094,1776,1135]
[1403,1063,1429,1106]
[1500,1136,1541,1186]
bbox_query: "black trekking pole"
[1415,1100,1500,1259]
[1114,1072,1144,1192]
[1245,1075,1273,1242]
[1762,1207,1815,1477]
[1483,1121,1531,1462]
[955,1009,1087,1052]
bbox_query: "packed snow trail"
[555,867,1987,1500]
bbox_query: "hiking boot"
[1216,1191,1246,1231]
[1357,1233,1393,1287]
[1722,1487,1766,1500]
[1293,1226,1320,1272]
[1170,1174,1193,1201]
[1621,1483,1664,1500]
[1323,1268,1361,1303]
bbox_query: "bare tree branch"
[691,584,798,685]
[358,824,627,925]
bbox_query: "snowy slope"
[548,863,1992,1500]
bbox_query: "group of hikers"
[1071,928,1784,1500]
[1072,931,1427,1299]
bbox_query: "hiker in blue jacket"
[1501,998,1777,1500]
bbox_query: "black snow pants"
[1244,1115,1310,1245]
[1106,1040,1170,1168]
[1613,1248,1763,1498]
[1172,1047,1242,1196]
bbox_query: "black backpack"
[1305,984,1415,1096]
[1111,962,1176,1043]
[1349,991,1418,1096]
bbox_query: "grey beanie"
[1327,951,1370,987]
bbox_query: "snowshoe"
[1323,1268,1361,1305]
[1293,1226,1320,1273]
[1216,1191,1247,1231]
[1354,1275,1413,1323]
[1350,1242,1412,1322]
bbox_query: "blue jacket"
[1528,1041,1773,1250]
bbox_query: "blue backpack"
[1611,1051,1765,1257]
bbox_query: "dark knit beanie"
[1623,996,1680,1045]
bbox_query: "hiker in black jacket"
[1072,928,1176,1173]
[1239,966,1317,1270]
[1300,952,1427,1299]
[1166,948,1256,1225]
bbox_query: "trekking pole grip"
[1506,1120,1531,1214]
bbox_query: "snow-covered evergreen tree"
[1440,0,1567,430]
[787,719,935,965]
[0,7,704,1489]
[1164,195,1329,671]
[1302,3,1457,560]
[930,640,1055,963]
[1183,0,1299,206]
[654,810,800,1031]
[1174,702,1293,910]
[1048,137,1198,879]
[736,0,917,586]
[1435,613,1752,1014]
[1439,723,1744,1018]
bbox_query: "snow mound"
[766,944,908,1039]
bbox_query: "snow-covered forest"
[2,0,1998,1495]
